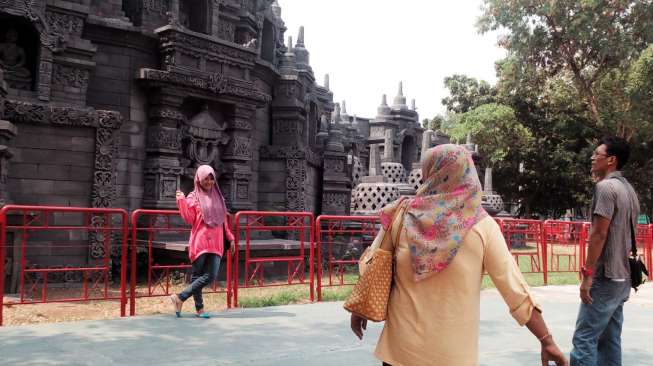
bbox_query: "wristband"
[538,333,552,342]
[581,266,593,278]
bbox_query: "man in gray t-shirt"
[571,136,640,366]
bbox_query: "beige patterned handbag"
[343,202,407,322]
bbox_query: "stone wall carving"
[218,21,235,42]
[139,69,271,103]
[53,64,89,89]
[260,145,322,166]
[324,158,344,174]
[158,28,256,64]
[147,126,182,152]
[2,100,123,258]
[45,10,84,38]
[323,192,348,208]
[3,0,67,52]
[143,0,169,15]
[224,135,251,159]
[286,158,306,211]
[273,119,302,135]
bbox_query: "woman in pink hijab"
[170,165,235,318]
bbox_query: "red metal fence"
[232,211,314,307]
[129,210,233,315]
[2,204,652,325]
[315,215,380,301]
[542,220,585,284]
[0,205,129,326]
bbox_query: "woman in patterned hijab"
[353,144,568,366]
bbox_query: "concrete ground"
[1,284,652,366]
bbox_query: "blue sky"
[279,0,506,121]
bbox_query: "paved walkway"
[1,284,653,365]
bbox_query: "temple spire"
[324,74,330,90]
[377,94,391,116]
[392,81,407,110]
[296,26,305,47]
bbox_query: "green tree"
[447,103,533,165]
[441,74,497,114]
[478,0,653,130]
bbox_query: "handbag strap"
[389,199,408,253]
[608,176,638,258]
[630,214,637,258]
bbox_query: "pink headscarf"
[379,144,488,281]
[188,165,227,227]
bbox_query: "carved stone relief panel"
[218,21,235,42]
[53,64,89,89]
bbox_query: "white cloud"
[278,0,506,120]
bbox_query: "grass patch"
[235,255,583,308]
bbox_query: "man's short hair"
[600,136,630,170]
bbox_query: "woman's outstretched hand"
[176,190,185,199]
[350,313,367,340]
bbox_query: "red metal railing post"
[315,216,323,301]
[0,208,6,326]
[120,210,129,317]
[648,224,652,280]
[309,214,315,302]
[233,212,241,308]
[542,220,549,285]
[129,210,139,316]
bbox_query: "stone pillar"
[321,123,350,215]
[143,90,185,209]
[421,129,435,162]
[383,129,394,162]
[0,69,17,206]
[362,144,385,183]
[222,104,256,211]
[484,167,493,193]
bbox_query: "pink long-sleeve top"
[177,195,235,262]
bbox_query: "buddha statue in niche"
[0,28,32,90]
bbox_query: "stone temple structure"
[0,1,501,276]
[0,0,351,218]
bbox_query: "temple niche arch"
[260,19,274,62]
[401,134,416,173]
[0,14,40,91]
[180,0,212,34]
[179,99,231,193]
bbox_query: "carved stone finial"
[377,94,391,117]
[297,26,305,47]
[287,36,293,51]
[392,81,407,110]
[411,99,416,110]
[324,74,330,90]
[332,102,341,124]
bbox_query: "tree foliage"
[434,1,653,218]
[478,0,653,130]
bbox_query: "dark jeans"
[178,253,221,311]
[570,277,631,366]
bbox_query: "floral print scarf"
[379,144,488,281]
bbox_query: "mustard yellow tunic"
[374,216,540,366]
